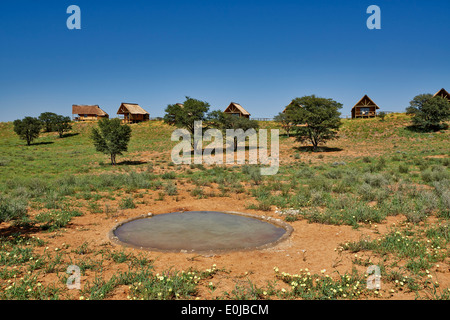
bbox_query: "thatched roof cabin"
[72,105,109,121]
[117,103,150,123]
[224,102,250,118]
[433,88,450,102]
[351,95,380,119]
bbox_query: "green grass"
[34,209,83,231]
[275,268,375,300]
[0,116,449,300]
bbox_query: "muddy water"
[113,211,286,252]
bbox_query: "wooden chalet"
[117,103,150,123]
[433,88,450,102]
[351,95,380,119]
[224,102,250,118]
[72,105,109,121]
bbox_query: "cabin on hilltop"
[433,88,450,102]
[72,105,109,121]
[224,102,250,118]
[117,103,150,123]
[351,95,380,119]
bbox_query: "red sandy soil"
[10,190,447,300]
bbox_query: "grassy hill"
[1,113,449,224]
[0,114,449,300]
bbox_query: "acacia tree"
[53,115,72,138]
[290,95,342,151]
[406,94,450,131]
[91,118,132,165]
[38,112,58,132]
[164,97,210,151]
[13,116,42,145]
[207,111,259,151]
[274,110,296,137]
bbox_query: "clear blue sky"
[1,0,449,121]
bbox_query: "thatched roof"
[117,103,149,115]
[433,88,450,101]
[72,105,108,116]
[224,102,250,116]
[351,95,380,110]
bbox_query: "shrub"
[362,173,389,187]
[422,166,449,183]
[35,209,82,231]
[164,182,178,196]
[368,157,386,172]
[256,200,272,211]
[0,195,28,223]
[295,167,314,179]
[250,169,262,185]
[242,165,262,185]
[398,164,409,174]
[119,196,135,209]
[190,187,205,198]
[406,94,450,131]
[161,172,176,179]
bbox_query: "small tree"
[91,118,132,165]
[13,116,42,145]
[208,111,259,151]
[290,95,342,151]
[274,110,296,137]
[39,112,58,132]
[53,115,72,138]
[406,94,450,131]
[164,97,210,151]
[378,111,386,121]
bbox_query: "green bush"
[161,172,176,179]
[119,196,136,209]
[398,164,409,174]
[164,182,178,196]
[362,173,389,187]
[0,195,28,223]
[35,209,82,231]
[422,166,449,183]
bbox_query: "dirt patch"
[12,193,441,300]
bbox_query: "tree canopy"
[288,95,342,151]
[91,118,132,165]
[274,108,298,137]
[53,115,72,138]
[406,94,450,131]
[164,97,210,135]
[164,97,211,151]
[13,116,42,145]
[208,111,259,151]
[38,112,58,132]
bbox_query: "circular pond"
[110,211,291,253]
